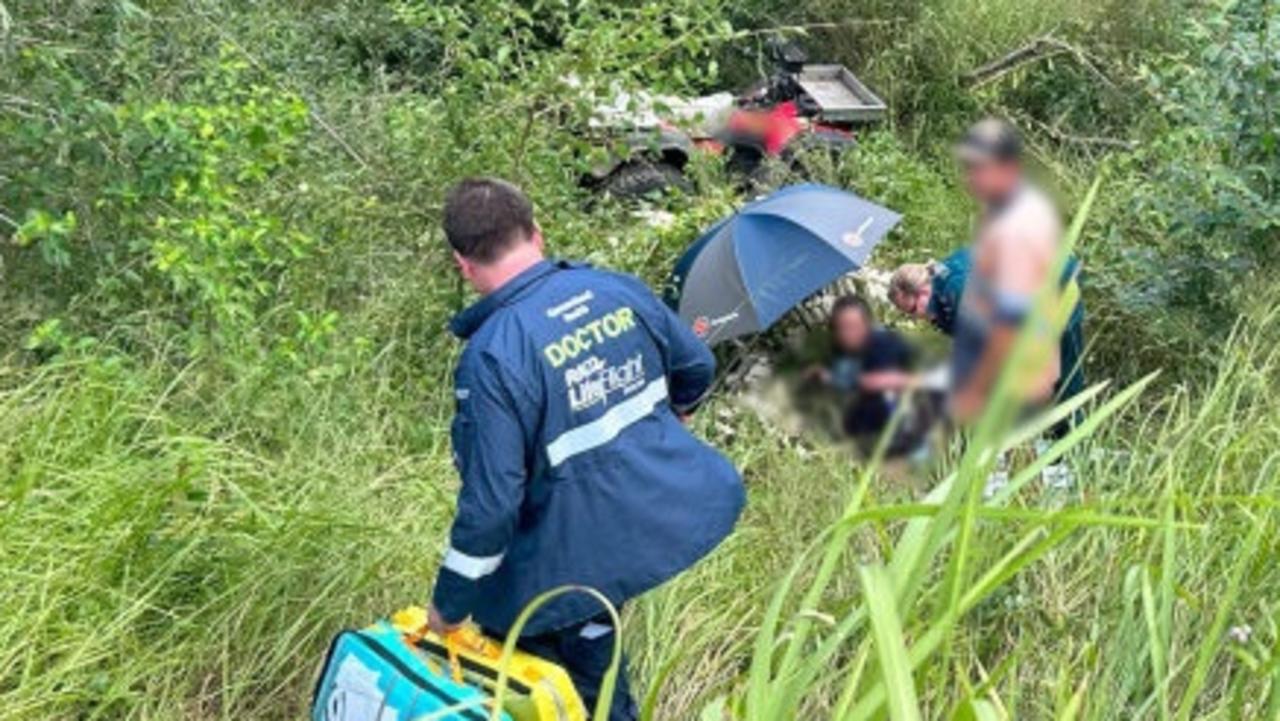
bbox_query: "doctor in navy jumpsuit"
[428,179,745,719]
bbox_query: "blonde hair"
[889,262,933,305]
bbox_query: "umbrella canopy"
[666,183,902,345]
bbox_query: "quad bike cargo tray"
[796,64,887,123]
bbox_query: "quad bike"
[580,89,733,198]
[719,38,887,184]
[584,39,887,199]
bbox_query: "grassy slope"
[2,305,1277,720]
[2,2,1277,720]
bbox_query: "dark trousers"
[508,613,638,721]
[1050,320,1087,440]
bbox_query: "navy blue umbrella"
[667,184,902,345]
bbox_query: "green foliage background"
[0,1,1277,719]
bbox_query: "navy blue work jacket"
[432,260,745,635]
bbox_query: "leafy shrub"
[1083,0,1278,374]
[119,67,312,339]
[1133,0,1277,313]
[2,43,315,357]
[2,2,1279,718]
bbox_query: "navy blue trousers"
[502,613,638,721]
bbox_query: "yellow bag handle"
[403,622,500,683]
[401,588,617,720]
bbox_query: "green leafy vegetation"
[1,1,1277,719]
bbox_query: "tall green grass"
[3,221,1279,720]
[623,195,1280,718]
[0,355,459,719]
[624,303,1280,719]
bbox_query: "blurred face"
[832,307,871,353]
[963,158,1021,203]
[892,286,931,319]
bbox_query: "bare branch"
[1025,114,1137,151]
[733,19,903,39]
[997,105,1138,163]
[1043,130,1136,150]
[963,35,1116,91]
[963,37,1067,88]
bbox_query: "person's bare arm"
[859,370,916,392]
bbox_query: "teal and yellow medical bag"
[311,606,586,721]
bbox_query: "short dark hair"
[443,178,536,263]
[831,295,873,328]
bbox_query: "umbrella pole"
[705,334,769,400]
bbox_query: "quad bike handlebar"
[741,37,821,116]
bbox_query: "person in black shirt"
[815,296,916,441]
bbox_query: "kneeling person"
[889,246,1086,416]
[821,296,916,443]
[429,178,745,720]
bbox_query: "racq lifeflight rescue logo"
[564,353,646,412]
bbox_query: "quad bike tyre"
[723,127,856,194]
[600,161,691,199]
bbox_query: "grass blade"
[859,565,922,721]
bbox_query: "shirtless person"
[948,119,1071,422]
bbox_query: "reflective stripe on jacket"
[432,260,745,635]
